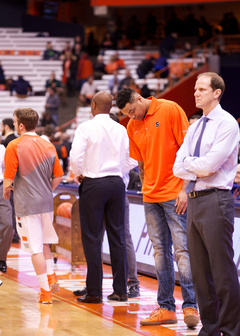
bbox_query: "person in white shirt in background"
[79,75,97,107]
[173,72,240,335]
[0,144,13,273]
[70,91,136,304]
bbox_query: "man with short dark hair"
[1,118,16,148]
[116,87,199,327]
[4,108,63,304]
[174,72,240,335]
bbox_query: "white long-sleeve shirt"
[0,144,5,182]
[173,104,239,191]
[70,113,137,178]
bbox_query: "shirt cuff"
[182,157,197,181]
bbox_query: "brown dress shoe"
[183,307,200,328]
[77,294,102,304]
[140,307,177,325]
[107,292,128,301]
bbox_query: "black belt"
[188,188,216,199]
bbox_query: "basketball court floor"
[0,243,202,336]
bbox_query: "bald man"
[70,91,136,303]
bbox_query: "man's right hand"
[77,175,85,184]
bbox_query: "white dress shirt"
[0,144,5,182]
[173,104,239,191]
[70,114,137,178]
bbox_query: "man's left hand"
[175,189,188,215]
[3,185,14,200]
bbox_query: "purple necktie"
[185,116,209,193]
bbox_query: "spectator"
[72,35,82,54]
[220,12,239,35]
[10,76,32,97]
[154,56,169,78]
[72,43,82,61]
[1,118,17,147]
[100,33,115,55]
[45,87,60,126]
[105,52,125,75]
[45,71,62,91]
[159,32,178,58]
[52,133,69,174]
[43,41,60,60]
[40,111,56,128]
[118,69,133,90]
[77,52,94,90]
[60,41,72,58]
[117,33,131,50]
[137,57,155,79]
[79,75,97,106]
[94,55,106,79]
[108,70,121,97]
[41,124,55,143]
[129,79,141,94]
[62,51,78,97]
[0,61,5,85]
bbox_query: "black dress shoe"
[73,287,87,296]
[0,261,7,273]
[77,294,102,304]
[107,292,128,302]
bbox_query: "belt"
[188,188,216,199]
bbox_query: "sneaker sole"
[50,283,60,293]
[128,294,140,298]
[184,316,200,328]
[140,319,177,325]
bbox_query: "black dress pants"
[187,189,240,336]
[79,176,128,297]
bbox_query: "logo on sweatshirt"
[156,121,159,128]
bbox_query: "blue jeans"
[144,199,197,312]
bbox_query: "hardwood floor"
[0,244,201,336]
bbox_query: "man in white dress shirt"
[173,72,240,335]
[70,91,135,303]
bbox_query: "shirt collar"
[204,103,222,120]
[24,132,38,136]
[144,97,157,119]
[94,114,110,119]
[4,131,14,138]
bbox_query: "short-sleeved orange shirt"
[4,134,63,216]
[127,97,189,203]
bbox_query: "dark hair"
[49,87,56,93]
[197,72,225,101]
[116,87,137,110]
[2,118,14,130]
[189,114,201,120]
[13,108,39,131]
[43,124,55,137]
